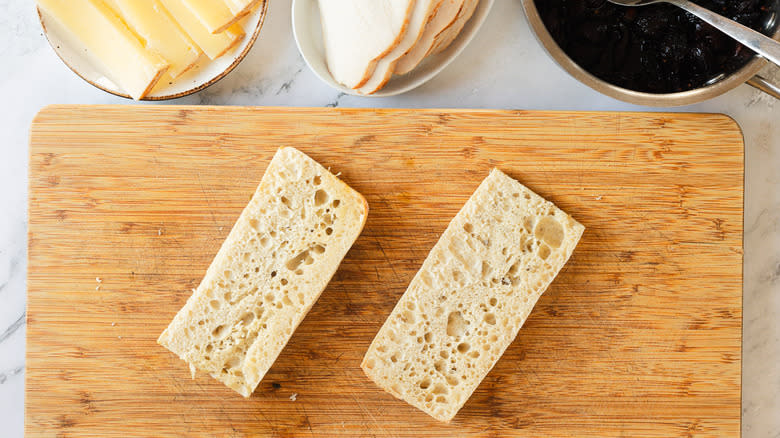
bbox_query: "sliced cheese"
[104,0,202,79]
[180,0,240,34]
[160,0,244,60]
[223,0,262,18]
[37,0,168,100]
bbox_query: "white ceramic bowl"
[292,0,494,97]
[38,2,268,101]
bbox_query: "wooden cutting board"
[27,106,744,437]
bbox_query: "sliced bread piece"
[356,0,440,95]
[318,0,415,89]
[394,0,464,75]
[159,147,368,397]
[361,169,583,422]
[428,0,478,55]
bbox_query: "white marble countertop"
[1,0,778,436]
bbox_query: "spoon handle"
[671,0,780,66]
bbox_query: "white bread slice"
[318,0,416,89]
[356,0,440,95]
[159,147,368,397]
[361,169,583,422]
[394,0,464,75]
[429,0,478,55]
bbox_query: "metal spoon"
[608,0,780,67]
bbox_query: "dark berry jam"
[534,0,776,93]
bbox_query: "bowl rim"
[38,0,269,101]
[521,0,778,107]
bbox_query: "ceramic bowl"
[292,0,495,97]
[38,2,268,101]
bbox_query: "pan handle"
[747,74,780,100]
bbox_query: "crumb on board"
[96,277,102,283]
[117,336,122,340]
[111,322,116,327]
[289,393,298,402]
[158,229,162,236]
[595,195,603,200]
[95,285,101,291]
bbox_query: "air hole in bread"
[484,313,496,325]
[325,227,333,236]
[241,312,255,325]
[313,175,322,185]
[332,199,341,208]
[432,383,448,395]
[212,325,227,338]
[538,244,551,260]
[456,342,470,353]
[314,189,329,206]
[446,312,467,337]
[535,217,564,248]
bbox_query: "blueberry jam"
[535,0,776,93]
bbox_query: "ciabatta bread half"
[362,169,583,422]
[159,147,368,397]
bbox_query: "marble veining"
[0,0,778,437]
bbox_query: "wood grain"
[27,105,744,437]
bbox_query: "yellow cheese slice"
[160,0,245,60]
[223,0,261,17]
[179,0,240,34]
[37,0,169,100]
[104,0,202,79]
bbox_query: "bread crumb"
[189,364,197,379]
[96,277,102,283]
[111,322,116,327]
[289,393,298,401]
[95,285,101,291]
[117,336,122,340]
[595,195,603,201]
[158,229,162,236]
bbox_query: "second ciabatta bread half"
[159,147,368,397]
[361,169,583,422]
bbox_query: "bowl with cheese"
[37,0,268,100]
